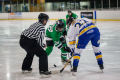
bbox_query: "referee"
[19,13,51,76]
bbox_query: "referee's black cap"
[38,13,49,23]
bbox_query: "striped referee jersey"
[21,22,45,48]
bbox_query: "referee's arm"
[38,29,46,48]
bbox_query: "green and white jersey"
[46,19,66,49]
[66,13,78,19]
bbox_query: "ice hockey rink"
[0,20,120,80]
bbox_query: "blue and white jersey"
[68,18,98,49]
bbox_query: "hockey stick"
[68,52,72,68]
[60,53,74,73]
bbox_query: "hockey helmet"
[56,20,64,29]
[66,17,74,27]
[68,10,72,13]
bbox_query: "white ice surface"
[0,20,120,80]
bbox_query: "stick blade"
[60,68,64,73]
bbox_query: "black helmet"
[38,13,49,23]
[66,17,74,27]
[56,20,64,28]
[68,10,72,13]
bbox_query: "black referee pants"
[19,35,48,72]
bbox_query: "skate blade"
[72,72,76,76]
[21,71,32,74]
[40,75,51,78]
[101,70,103,73]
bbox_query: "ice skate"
[40,71,51,78]
[99,64,104,73]
[71,66,77,76]
[21,68,32,74]
[61,58,71,65]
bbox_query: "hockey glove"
[63,46,71,52]
[63,30,67,36]
[70,48,75,56]
[60,36,66,44]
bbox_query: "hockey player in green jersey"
[66,10,78,30]
[45,19,71,63]
[66,10,78,20]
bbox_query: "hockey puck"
[54,64,57,67]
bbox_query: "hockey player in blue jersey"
[66,17,104,75]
